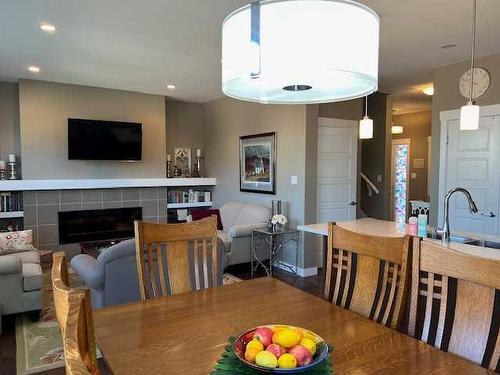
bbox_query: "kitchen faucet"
[439,187,478,244]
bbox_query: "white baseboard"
[274,261,318,278]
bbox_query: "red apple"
[266,343,286,358]
[253,327,274,347]
[289,345,313,366]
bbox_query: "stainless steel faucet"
[439,187,478,243]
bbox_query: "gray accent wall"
[166,100,205,168]
[23,187,168,250]
[203,97,318,269]
[430,53,500,226]
[0,82,21,165]
[19,79,167,179]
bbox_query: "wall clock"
[458,67,491,100]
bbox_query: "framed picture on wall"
[174,147,192,177]
[239,132,276,194]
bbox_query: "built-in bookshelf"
[166,188,213,223]
[0,191,23,212]
[167,189,212,206]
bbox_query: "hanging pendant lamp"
[359,96,373,139]
[222,0,380,104]
[460,0,480,130]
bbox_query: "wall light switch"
[291,176,298,185]
[376,174,382,182]
[411,172,417,179]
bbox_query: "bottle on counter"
[408,216,418,236]
[418,214,428,238]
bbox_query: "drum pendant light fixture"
[359,96,373,139]
[222,0,380,104]
[460,0,480,130]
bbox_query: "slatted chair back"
[134,216,219,300]
[409,238,500,371]
[52,251,71,334]
[324,222,411,329]
[63,288,100,375]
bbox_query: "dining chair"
[323,222,411,329]
[134,216,219,300]
[63,288,101,375]
[52,251,71,333]
[409,238,500,371]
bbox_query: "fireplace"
[58,207,142,244]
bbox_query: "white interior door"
[316,118,358,223]
[439,106,500,236]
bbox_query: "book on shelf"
[167,189,212,205]
[0,191,23,212]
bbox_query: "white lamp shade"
[359,116,373,139]
[460,103,480,130]
[222,0,379,104]
[391,125,403,135]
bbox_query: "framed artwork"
[239,132,276,194]
[174,147,192,177]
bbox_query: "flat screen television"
[68,118,142,160]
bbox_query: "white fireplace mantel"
[0,178,216,191]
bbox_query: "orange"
[246,339,264,352]
[244,348,260,363]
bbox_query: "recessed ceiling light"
[441,43,456,49]
[422,86,434,96]
[167,84,176,90]
[40,23,56,32]
[28,65,40,73]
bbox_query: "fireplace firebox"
[58,207,142,244]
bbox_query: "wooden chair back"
[409,238,500,371]
[134,216,219,300]
[63,288,100,375]
[324,222,411,329]
[52,251,71,333]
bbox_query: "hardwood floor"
[0,264,324,375]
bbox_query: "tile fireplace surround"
[23,187,168,251]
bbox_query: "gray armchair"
[0,250,43,332]
[70,239,141,309]
[218,202,272,266]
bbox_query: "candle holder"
[0,168,6,180]
[8,162,17,180]
[166,160,173,178]
[191,157,201,178]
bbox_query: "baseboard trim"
[274,261,318,278]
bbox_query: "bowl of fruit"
[233,325,329,373]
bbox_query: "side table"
[250,228,299,277]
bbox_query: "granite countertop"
[298,218,500,261]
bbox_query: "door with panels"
[439,106,500,236]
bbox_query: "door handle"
[480,211,496,218]
[350,201,357,206]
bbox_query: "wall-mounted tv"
[68,118,142,161]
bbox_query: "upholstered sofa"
[71,236,226,309]
[0,232,43,333]
[217,202,272,266]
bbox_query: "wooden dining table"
[93,277,487,374]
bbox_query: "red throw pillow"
[190,209,223,230]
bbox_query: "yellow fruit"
[278,353,297,369]
[246,339,264,352]
[275,328,301,348]
[300,337,317,355]
[255,351,278,368]
[295,329,304,342]
[244,348,260,363]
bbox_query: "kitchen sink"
[427,229,500,249]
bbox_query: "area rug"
[15,267,242,375]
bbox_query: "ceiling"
[1,0,500,113]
